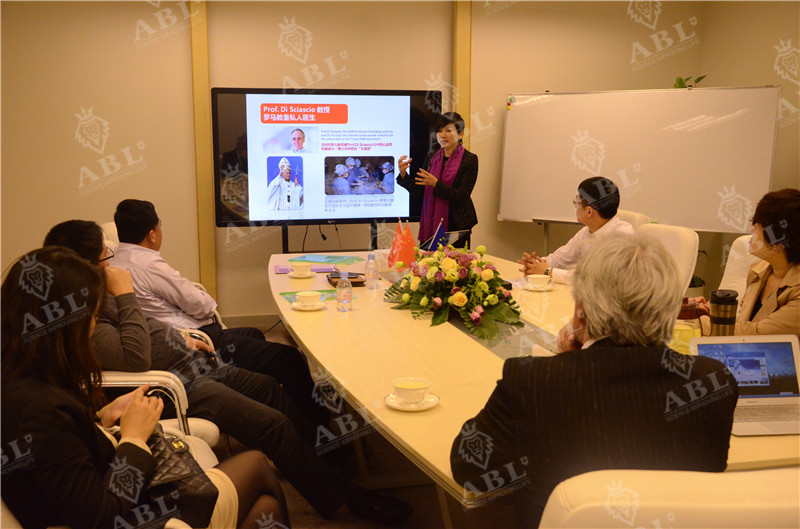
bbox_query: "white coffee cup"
[392,377,431,404]
[290,263,312,276]
[296,291,321,307]
[526,274,551,288]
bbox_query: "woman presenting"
[397,112,478,248]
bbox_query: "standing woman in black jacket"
[397,112,479,248]
[1,247,289,529]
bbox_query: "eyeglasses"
[572,198,585,209]
[98,246,114,262]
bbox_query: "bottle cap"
[340,271,348,280]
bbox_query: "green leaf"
[674,77,687,88]
[694,75,706,85]
[383,280,407,303]
[431,306,450,326]
[484,303,521,324]
[462,313,498,339]
[390,302,410,310]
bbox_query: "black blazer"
[397,148,479,233]
[1,377,157,529]
[450,343,738,527]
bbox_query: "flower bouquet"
[383,244,522,339]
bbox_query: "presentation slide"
[245,94,410,222]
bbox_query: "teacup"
[526,274,551,288]
[392,377,431,404]
[290,263,312,276]
[296,291,321,307]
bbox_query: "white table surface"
[268,252,799,506]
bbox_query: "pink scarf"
[419,143,465,242]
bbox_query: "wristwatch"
[544,267,552,277]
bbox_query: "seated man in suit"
[44,220,413,526]
[452,233,738,527]
[517,176,634,284]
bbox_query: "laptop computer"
[690,334,800,436]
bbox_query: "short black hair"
[43,220,105,264]
[434,112,465,135]
[114,199,160,244]
[752,188,800,264]
[577,177,620,220]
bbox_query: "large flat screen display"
[212,88,441,227]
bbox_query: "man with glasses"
[517,177,634,284]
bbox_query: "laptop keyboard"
[735,405,800,422]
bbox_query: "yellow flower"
[426,266,438,280]
[440,257,458,272]
[445,270,459,282]
[485,294,499,305]
[402,293,411,303]
[401,278,408,288]
[410,276,421,291]
[420,296,429,307]
[451,292,468,307]
[396,261,404,269]
[478,281,489,293]
[476,245,486,256]
[480,269,494,282]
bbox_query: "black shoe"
[347,489,413,526]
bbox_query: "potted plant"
[686,249,708,298]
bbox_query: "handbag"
[145,423,219,527]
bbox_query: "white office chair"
[718,235,760,310]
[615,209,650,230]
[539,467,800,528]
[638,224,699,295]
[102,370,219,447]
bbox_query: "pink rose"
[475,305,485,315]
[451,286,462,295]
[458,268,468,279]
[470,311,482,325]
[434,271,445,282]
[432,297,442,310]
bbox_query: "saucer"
[384,393,440,412]
[291,301,326,311]
[288,271,315,279]
[524,283,554,292]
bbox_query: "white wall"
[1,1,199,277]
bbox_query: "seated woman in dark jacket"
[1,247,289,529]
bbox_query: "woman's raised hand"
[398,155,412,176]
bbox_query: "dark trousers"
[198,322,329,425]
[185,364,352,517]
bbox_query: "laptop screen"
[695,341,800,398]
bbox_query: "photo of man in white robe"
[266,157,304,210]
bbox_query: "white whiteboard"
[498,87,780,233]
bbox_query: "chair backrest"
[539,467,800,528]
[719,235,760,307]
[100,221,119,249]
[615,209,650,230]
[638,223,699,295]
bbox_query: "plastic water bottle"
[337,271,352,312]
[365,252,379,289]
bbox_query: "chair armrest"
[101,370,190,435]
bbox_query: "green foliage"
[674,75,707,88]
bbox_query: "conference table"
[268,251,800,518]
